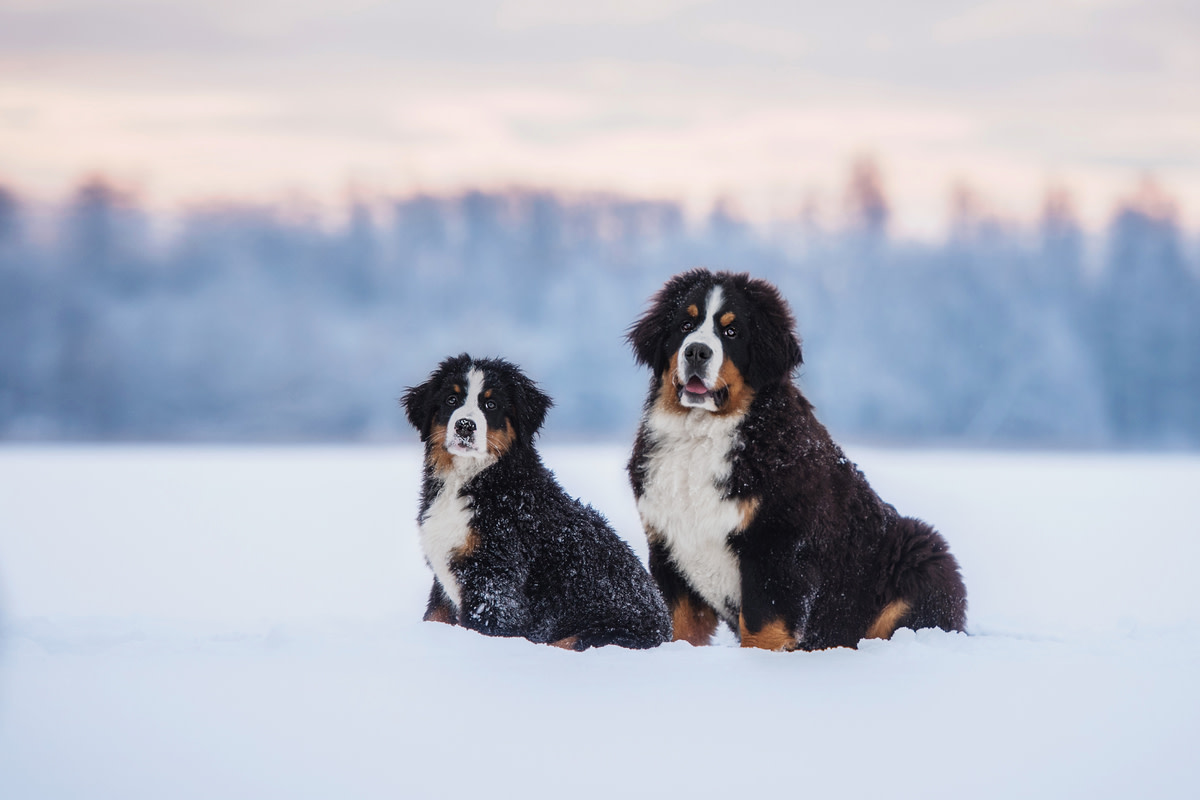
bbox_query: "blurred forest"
[1,161,1197,447]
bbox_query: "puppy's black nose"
[455,418,476,436]
[684,342,713,364]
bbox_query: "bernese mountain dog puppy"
[402,354,671,650]
[627,269,967,651]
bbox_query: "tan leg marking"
[549,636,580,650]
[424,603,457,625]
[672,595,719,646]
[739,615,797,651]
[865,599,912,640]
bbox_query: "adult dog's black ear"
[741,275,803,388]
[626,302,668,376]
[401,379,435,440]
[507,367,553,445]
[627,268,714,376]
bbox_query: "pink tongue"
[685,377,708,394]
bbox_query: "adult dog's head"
[403,354,552,473]
[628,269,802,415]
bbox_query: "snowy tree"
[1095,182,1200,445]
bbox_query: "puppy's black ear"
[508,366,553,445]
[627,268,713,376]
[401,379,435,440]
[741,276,803,387]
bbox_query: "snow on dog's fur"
[403,354,671,650]
[628,270,967,650]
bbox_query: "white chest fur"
[636,406,745,618]
[418,460,486,611]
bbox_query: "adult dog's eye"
[724,325,739,339]
[446,395,459,406]
[483,399,497,411]
[680,320,695,333]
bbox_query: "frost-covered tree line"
[0,168,1197,447]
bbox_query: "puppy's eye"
[680,320,695,333]
[483,399,497,411]
[446,395,459,406]
[724,325,739,339]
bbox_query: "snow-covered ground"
[1,445,1197,799]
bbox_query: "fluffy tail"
[886,517,968,634]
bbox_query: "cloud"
[0,0,1197,233]
[495,0,708,30]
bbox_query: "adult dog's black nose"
[684,342,713,364]
[455,418,476,437]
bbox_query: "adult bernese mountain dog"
[403,353,671,650]
[627,269,967,651]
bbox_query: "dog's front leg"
[423,579,459,625]
[736,544,806,651]
[456,566,532,639]
[647,537,719,646]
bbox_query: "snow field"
[1,445,1198,799]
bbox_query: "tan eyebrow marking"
[452,384,461,394]
[484,389,493,399]
[720,311,736,327]
[687,304,699,318]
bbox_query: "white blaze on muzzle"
[677,285,726,410]
[446,367,491,458]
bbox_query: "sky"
[1,0,1198,237]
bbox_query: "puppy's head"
[627,269,802,415]
[402,354,552,473]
